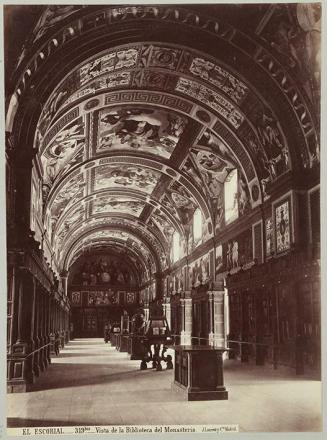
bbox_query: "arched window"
[193,208,202,243]
[172,231,180,263]
[224,169,238,224]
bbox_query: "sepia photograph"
[3,1,323,436]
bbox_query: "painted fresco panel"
[275,199,291,253]
[151,210,175,242]
[41,117,86,184]
[56,205,85,245]
[188,253,211,288]
[224,169,239,224]
[215,228,253,275]
[87,291,119,306]
[49,172,85,239]
[71,291,81,306]
[93,164,160,194]
[215,244,223,278]
[97,106,187,158]
[266,217,274,257]
[92,196,145,217]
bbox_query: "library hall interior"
[4,3,322,433]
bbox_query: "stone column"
[65,309,69,343]
[208,291,215,346]
[60,307,65,348]
[165,300,171,330]
[213,283,225,348]
[181,291,192,345]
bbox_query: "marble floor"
[7,338,322,432]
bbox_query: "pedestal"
[172,345,228,401]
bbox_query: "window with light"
[172,231,180,263]
[193,208,202,243]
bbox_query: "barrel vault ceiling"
[6,5,320,280]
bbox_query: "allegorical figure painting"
[92,195,145,217]
[41,117,86,185]
[275,200,291,253]
[71,254,137,287]
[94,164,160,194]
[97,106,187,158]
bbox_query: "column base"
[7,380,33,393]
[8,346,35,393]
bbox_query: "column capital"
[208,280,224,291]
[183,290,192,299]
[212,290,225,301]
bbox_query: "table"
[172,345,228,401]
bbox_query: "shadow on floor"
[56,352,122,358]
[30,363,174,392]
[223,359,321,382]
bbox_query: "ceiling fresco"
[46,172,85,241]
[18,3,319,283]
[67,228,157,273]
[97,106,187,158]
[149,209,175,243]
[35,43,249,131]
[92,164,160,193]
[41,117,86,185]
[91,196,145,217]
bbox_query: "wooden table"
[172,345,228,401]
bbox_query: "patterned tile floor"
[7,338,322,432]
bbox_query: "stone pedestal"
[172,345,228,401]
